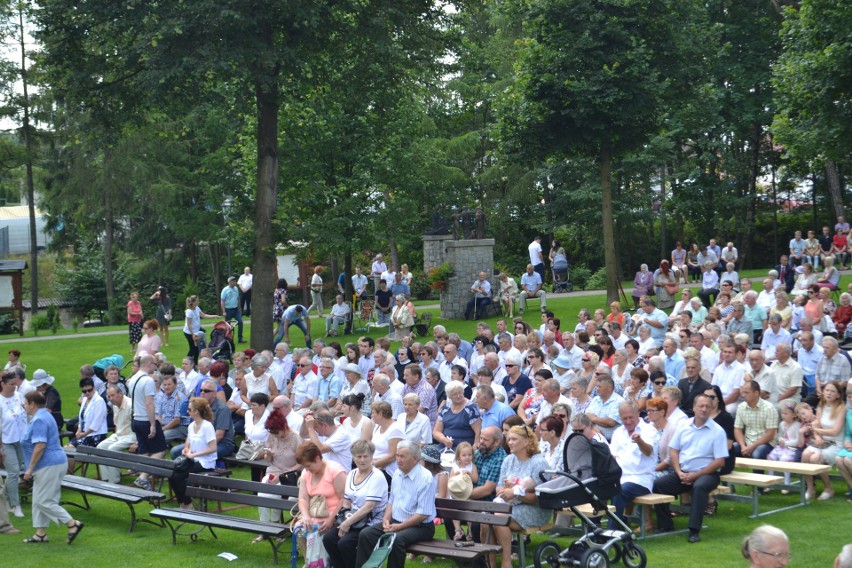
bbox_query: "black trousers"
[170,461,211,505]
[323,526,366,568]
[355,521,435,568]
[653,470,720,533]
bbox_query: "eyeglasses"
[200,389,215,393]
[299,364,311,367]
[755,550,793,560]
[505,364,517,368]
[705,394,717,400]
[653,381,666,386]
[528,355,540,359]
[81,388,94,394]
[582,358,590,362]
[572,429,585,434]
[647,408,660,413]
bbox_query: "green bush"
[0,313,20,335]
[570,265,592,290]
[409,270,434,300]
[30,314,51,335]
[46,304,61,334]
[585,267,609,290]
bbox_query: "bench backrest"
[75,445,174,478]
[434,498,512,527]
[186,473,299,511]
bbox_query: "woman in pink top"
[296,441,345,535]
[126,291,143,353]
[136,320,162,358]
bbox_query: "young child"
[766,401,802,489]
[450,442,479,541]
[795,402,816,449]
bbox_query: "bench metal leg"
[61,492,92,512]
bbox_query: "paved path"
[0,286,622,344]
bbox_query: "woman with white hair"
[632,264,654,310]
[396,393,432,446]
[688,297,708,326]
[389,295,413,340]
[432,381,481,449]
[741,525,790,567]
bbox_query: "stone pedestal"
[423,235,495,320]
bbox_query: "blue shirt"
[220,284,240,309]
[283,305,307,323]
[481,400,516,429]
[315,372,342,402]
[390,463,436,522]
[644,308,669,346]
[521,272,542,293]
[664,352,685,381]
[390,282,411,297]
[22,407,67,471]
[670,417,728,472]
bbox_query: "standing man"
[529,235,546,283]
[220,276,245,344]
[356,442,436,568]
[128,355,167,491]
[519,264,547,314]
[371,254,387,293]
[237,266,253,317]
[465,271,492,320]
[653,394,728,543]
[351,267,369,304]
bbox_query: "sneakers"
[11,506,24,518]
[688,532,701,543]
[134,477,152,491]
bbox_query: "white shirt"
[291,371,318,407]
[439,357,468,384]
[699,346,719,377]
[610,333,627,350]
[756,290,777,312]
[270,356,294,392]
[396,412,432,446]
[529,240,543,266]
[498,347,521,367]
[610,420,658,491]
[238,272,253,292]
[179,369,200,397]
[0,392,27,443]
[711,361,746,398]
[536,395,574,425]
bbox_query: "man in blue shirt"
[390,272,411,299]
[220,276,244,343]
[356,441,436,568]
[519,264,547,314]
[464,271,492,320]
[637,297,668,347]
[476,385,515,428]
[280,305,312,348]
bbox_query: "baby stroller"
[208,320,235,362]
[533,433,646,568]
[552,253,573,293]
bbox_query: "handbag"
[279,470,300,486]
[664,282,680,295]
[308,494,329,519]
[173,456,194,473]
[235,439,265,460]
[305,526,330,568]
[334,507,370,530]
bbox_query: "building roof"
[0,206,43,220]
[0,260,27,271]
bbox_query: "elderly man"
[712,345,746,415]
[97,386,137,483]
[638,297,668,347]
[744,350,777,403]
[325,295,351,337]
[770,343,803,406]
[304,409,352,473]
[269,343,294,393]
[271,395,303,433]
[356,441,436,568]
[476,385,515,429]
[281,304,312,348]
[128,355,167,491]
[402,364,438,427]
[688,332,718,377]
[585,373,625,442]
[734,381,777,460]
[698,262,720,308]
[610,402,657,524]
[561,332,584,371]
[662,338,685,382]
[496,332,521,368]
[743,291,768,344]
[761,314,792,362]
[536,378,573,426]
[465,271,492,320]
[484,352,508,387]
[291,356,318,410]
[373,374,404,418]
[815,337,851,399]
[756,278,777,314]
[678,358,712,417]
[796,330,823,397]
[653,394,728,543]
[220,275,245,343]
[518,264,547,314]
[726,302,753,338]
[438,343,467,384]
[656,387,688,473]
[390,272,411,299]
[315,358,342,408]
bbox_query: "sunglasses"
[200,389,215,393]
[654,381,666,386]
[299,364,311,367]
[572,429,585,434]
[505,364,517,368]
[81,388,94,394]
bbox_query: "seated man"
[733,380,777,460]
[518,264,547,314]
[653,393,728,543]
[465,271,492,320]
[697,262,720,308]
[96,386,137,484]
[351,266,369,304]
[610,402,657,524]
[356,441,436,568]
[325,294,351,337]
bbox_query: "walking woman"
[183,295,217,365]
[151,286,173,347]
[308,265,324,317]
[21,391,85,544]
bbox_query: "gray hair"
[373,373,391,388]
[395,294,407,302]
[445,381,466,397]
[571,377,589,391]
[638,324,651,335]
[767,313,782,325]
[505,353,522,366]
[823,336,840,349]
[251,353,272,370]
[314,410,336,426]
[201,379,218,391]
[551,403,572,422]
[477,385,495,400]
[741,525,788,561]
[398,440,421,461]
[402,392,421,406]
[198,357,212,368]
[351,440,375,456]
[497,332,512,344]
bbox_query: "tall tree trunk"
[208,243,221,298]
[250,70,280,350]
[600,147,618,304]
[19,8,37,317]
[825,159,845,219]
[103,147,115,321]
[388,234,399,271]
[659,163,668,262]
[741,124,761,268]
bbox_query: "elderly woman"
[295,441,346,538]
[371,401,405,486]
[568,377,592,417]
[252,408,303,540]
[236,393,270,460]
[688,297,709,326]
[636,325,656,356]
[577,351,598,387]
[513,334,529,361]
[621,368,649,413]
[21,391,85,544]
[791,263,818,298]
[491,425,551,568]
[66,377,108,448]
[671,289,693,319]
[833,293,852,335]
[523,348,548,378]
[396,392,432,447]
[337,364,372,418]
[498,272,519,318]
[653,260,678,309]
[322,439,389,568]
[817,255,840,291]
[433,381,481,450]
[741,525,790,568]
[390,294,414,340]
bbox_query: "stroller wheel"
[621,544,647,568]
[580,548,610,568]
[534,541,563,568]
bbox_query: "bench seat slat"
[149,509,288,537]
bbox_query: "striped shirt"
[389,463,436,523]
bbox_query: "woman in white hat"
[30,370,63,431]
[336,363,372,418]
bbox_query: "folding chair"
[355,300,374,332]
[360,533,396,568]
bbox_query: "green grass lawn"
[2,269,852,565]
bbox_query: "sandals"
[67,521,85,544]
[453,529,465,541]
[23,534,48,543]
[704,500,718,517]
[252,536,266,544]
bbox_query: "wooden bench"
[406,498,511,566]
[734,457,832,517]
[149,474,299,565]
[61,446,167,532]
[631,494,675,540]
[717,471,784,518]
[223,456,271,482]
